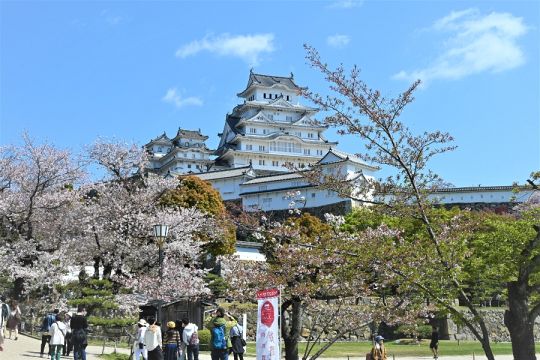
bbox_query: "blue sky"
[1,0,538,186]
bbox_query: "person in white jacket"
[181,318,199,360]
[49,314,67,360]
[134,319,148,360]
[144,318,162,360]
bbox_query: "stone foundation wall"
[447,309,540,342]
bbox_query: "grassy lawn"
[237,340,524,357]
[98,354,130,360]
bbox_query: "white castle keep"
[145,71,535,213]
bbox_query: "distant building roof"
[237,71,302,97]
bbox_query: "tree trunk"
[93,257,101,279]
[505,281,537,360]
[102,264,113,280]
[12,277,25,301]
[282,298,303,360]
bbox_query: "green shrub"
[396,324,432,340]
[198,329,211,351]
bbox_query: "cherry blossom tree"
[300,45,530,360]
[0,133,86,299]
[80,139,210,301]
[224,213,424,360]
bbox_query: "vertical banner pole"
[243,313,247,352]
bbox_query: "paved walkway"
[0,334,531,360]
[1,334,131,360]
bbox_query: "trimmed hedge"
[198,329,211,351]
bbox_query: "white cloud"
[100,9,123,26]
[162,88,203,108]
[175,33,275,66]
[394,9,528,84]
[327,34,351,48]
[328,0,364,9]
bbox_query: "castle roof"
[173,128,208,141]
[318,148,379,171]
[194,165,256,181]
[237,71,302,97]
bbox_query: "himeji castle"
[213,71,336,172]
[145,71,536,214]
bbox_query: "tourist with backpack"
[40,309,59,358]
[71,305,89,360]
[229,317,245,360]
[207,307,237,360]
[49,313,67,360]
[181,317,199,360]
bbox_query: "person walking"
[182,317,199,360]
[49,313,67,360]
[63,312,73,357]
[6,300,21,340]
[71,305,89,360]
[163,321,181,360]
[370,335,387,360]
[144,317,163,360]
[134,319,148,360]
[430,325,439,359]
[229,318,245,360]
[0,296,9,339]
[207,307,237,360]
[40,309,59,358]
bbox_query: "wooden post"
[473,352,475,360]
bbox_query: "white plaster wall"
[428,189,534,204]
[242,187,352,212]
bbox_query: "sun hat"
[137,319,148,326]
[167,321,176,328]
[375,335,384,342]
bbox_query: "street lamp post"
[153,224,169,323]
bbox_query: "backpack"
[211,324,226,349]
[72,328,87,345]
[41,314,55,331]
[189,331,199,346]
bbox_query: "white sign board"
[256,288,280,360]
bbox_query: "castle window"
[158,147,162,152]
[286,116,293,121]
[187,164,191,168]
[249,128,256,134]
[268,114,273,120]
[183,153,187,157]
[272,160,279,166]
[286,95,290,101]
[263,129,268,134]
[311,193,316,198]
[246,144,253,150]
[308,133,314,138]
[269,94,272,99]
[259,145,266,151]
[304,149,310,155]
[192,154,195,158]
[295,131,302,137]
[264,93,267,99]
[259,159,265,165]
